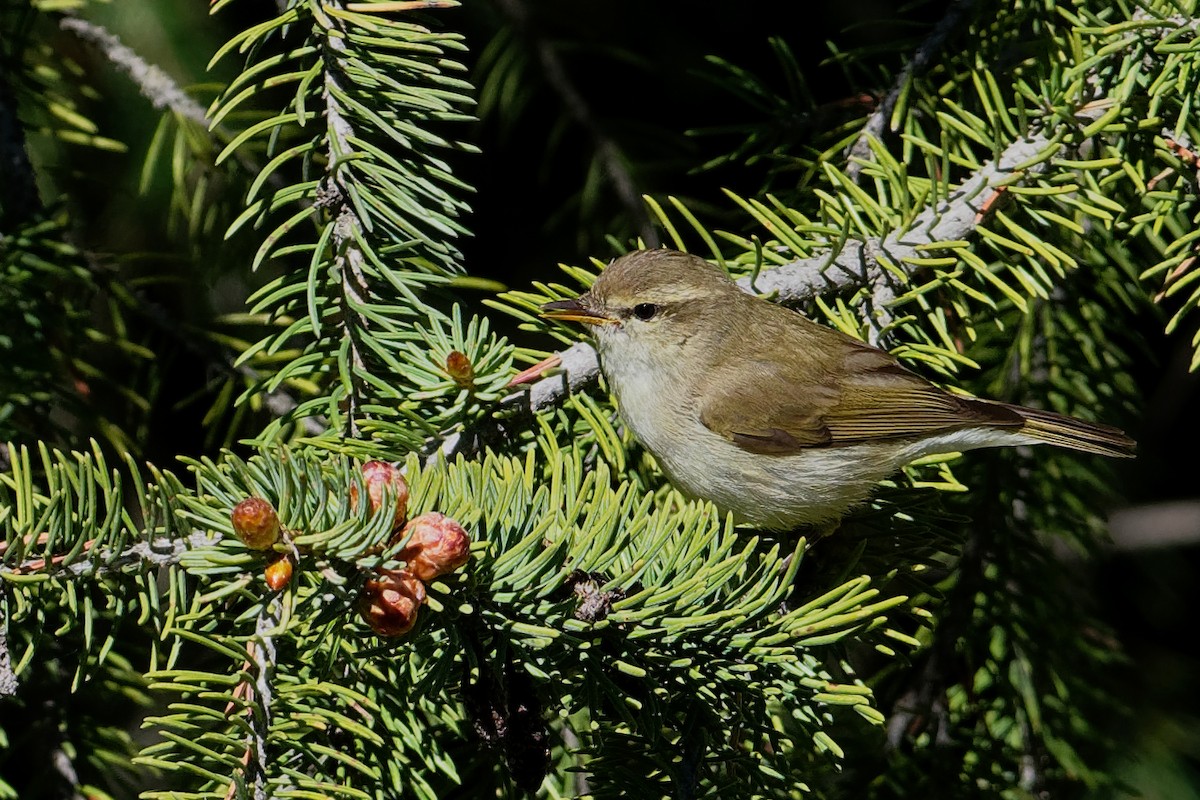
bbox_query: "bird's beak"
[540,297,615,326]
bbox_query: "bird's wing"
[698,336,1021,455]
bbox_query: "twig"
[844,0,978,183]
[318,4,373,438]
[0,622,16,697]
[1147,134,1200,192]
[246,609,279,800]
[223,608,280,800]
[57,16,209,128]
[59,12,287,191]
[52,748,85,800]
[0,531,221,579]
[8,538,95,575]
[491,0,658,246]
[1108,501,1200,550]
[745,129,1053,305]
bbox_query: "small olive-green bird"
[541,248,1134,530]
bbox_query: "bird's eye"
[632,303,659,321]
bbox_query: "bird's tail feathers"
[985,401,1136,458]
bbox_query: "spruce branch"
[739,129,1053,307]
[320,4,374,437]
[57,15,209,128]
[243,607,280,800]
[0,532,220,579]
[844,0,978,183]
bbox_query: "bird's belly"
[652,434,897,529]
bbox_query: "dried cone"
[231,497,281,550]
[396,512,470,582]
[359,569,426,637]
[445,350,475,389]
[349,461,409,532]
[264,553,294,592]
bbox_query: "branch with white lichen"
[0,625,16,698]
[58,15,210,127]
[843,0,978,184]
[233,605,280,800]
[0,532,222,580]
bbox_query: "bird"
[541,248,1135,530]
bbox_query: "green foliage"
[206,0,484,444]
[1,440,908,797]
[2,0,1198,797]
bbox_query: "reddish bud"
[264,553,294,591]
[396,512,471,582]
[349,461,409,531]
[359,569,426,637]
[231,497,281,550]
[445,350,475,388]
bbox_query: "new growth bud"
[396,512,471,582]
[359,569,426,637]
[231,497,281,550]
[264,553,294,591]
[445,350,475,389]
[349,461,409,532]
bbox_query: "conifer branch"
[245,607,279,800]
[844,0,978,183]
[320,5,373,438]
[0,532,218,696]
[0,532,221,579]
[57,15,210,128]
[739,129,1053,304]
